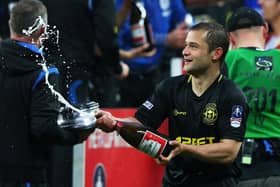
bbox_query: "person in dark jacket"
[115,0,189,107]
[0,0,94,186]
[41,0,130,108]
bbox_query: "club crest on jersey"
[202,103,218,125]
[255,56,273,71]
[230,105,243,128]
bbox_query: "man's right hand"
[95,110,117,132]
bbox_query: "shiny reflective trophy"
[57,101,99,132]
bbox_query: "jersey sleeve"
[135,78,172,129]
[217,81,249,141]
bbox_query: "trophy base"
[60,121,96,132]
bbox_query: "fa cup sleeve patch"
[230,105,243,128]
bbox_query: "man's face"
[258,0,280,22]
[182,30,212,75]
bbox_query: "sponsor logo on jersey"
[142,100,154,110]
[202,103,218,125]
[176,136,216,145]
[255,56,273,71]
[173,109,187,116]
[230,105,243,128]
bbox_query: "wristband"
[113,121,123,134]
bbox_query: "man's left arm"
[163,139,241,164]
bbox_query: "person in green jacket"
[225,7,280,187]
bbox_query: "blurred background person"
[40,0,127,186]
[258,0,280,49]
[42,0,154,109]
[0,1,17,40]
[41,0,129,108]
[116,0,189,107]
[225,7,280,187]
[39,0,155,186]
[184,0,244,26]
[244,0,262,13]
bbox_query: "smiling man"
[95,22,249,187]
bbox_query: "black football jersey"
[135,74,249,185]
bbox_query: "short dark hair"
[9,0,47,36]
[190,22,229,63]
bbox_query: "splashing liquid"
[24,16,98,127]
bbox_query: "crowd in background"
[1,0,279,109]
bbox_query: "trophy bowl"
[57,101,99,132]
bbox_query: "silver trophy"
[57,101,99,132]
